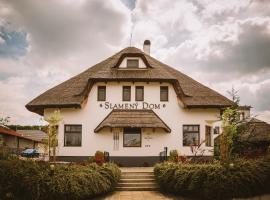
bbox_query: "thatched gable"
[26,47,233,115]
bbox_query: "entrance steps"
[116,170,159,191]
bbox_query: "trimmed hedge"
[154,157,270,200]
[0,160,121,200]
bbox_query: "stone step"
[119,179,155,183]
[118,182,158,187]
[121,172,154,176]
[115,186,159,191]
[121,175,155,179]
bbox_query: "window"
[123,86,131,101]
[127,59,139,68]
[214,126,220,135]
[97,86,106,101]
[64,125,82,147]
[183,125,200,146]
[205,126,212,147]
[135,86,144,101]
[123,128,141,147]
[160,86,168,101]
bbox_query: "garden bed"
[0,159,121,200]
[154,157,270,200]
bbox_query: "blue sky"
[0,0,270,124]
[0,26,28,59]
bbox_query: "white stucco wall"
[44,82,221,157]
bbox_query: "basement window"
[127,59,139,68]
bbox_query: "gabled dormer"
[113,40,152,70]
[114,53,152,69]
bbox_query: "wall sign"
[100,102,166,110]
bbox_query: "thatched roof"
[239,118,270,143]
[94,109,171,133]
[26,47,233,115]
[17,130,48,142]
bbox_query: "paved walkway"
[94,191,188,200]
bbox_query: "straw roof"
[239,118,270,143]
[94,109,171,133]
[26,47,233,115]
[17,130,48,142]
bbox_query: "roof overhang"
[94,109,171,133]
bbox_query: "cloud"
[0,0,270,124]
[0,0,131,124]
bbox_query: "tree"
[219,87,241,164]
[44,110,62,162]
[0,116,10,126]
[220,108,239,164]
[227,86,240,106]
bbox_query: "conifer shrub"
[154,157,270,200]
[0,160,121,200]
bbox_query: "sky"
[0,0,270,125]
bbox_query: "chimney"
[143,40,151,55]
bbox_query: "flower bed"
[0,160,121,200]
[154,157,270,200]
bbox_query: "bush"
[0,160,121,200]
[94,151,105,165]
[168,150,179,163]
[154,157,270,200]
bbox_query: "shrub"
[168,150,179,163]
[154,157,270,200]
[0,160,121,200]
[94,150,105,165]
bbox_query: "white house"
[26,40,233,166]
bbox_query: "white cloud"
[0,0,131,124]
[0,0,270,124]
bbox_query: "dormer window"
[114,53,151,69]
[127,59,139,68]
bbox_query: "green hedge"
[0,160,121,200]
[154,157,270,200]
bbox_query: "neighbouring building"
[0,125,40,155]
[26,40,234,166]
[17,130,48,153]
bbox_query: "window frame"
[122,86,131,101]
[64,124,82,147]
[97,86,106,101]
[135,86,144,101]
[160,86,169,102]
[182,124,200,147]
[123,127,142,147]
[127,59,139,68]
